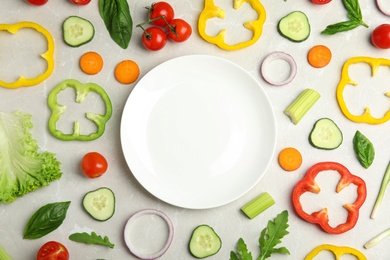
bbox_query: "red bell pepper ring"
[292,162,366,234]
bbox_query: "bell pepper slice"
[198,0,266,50]
[0,21,54,89]
[48,79,112,141]
[305,244,367,260]
[336,56,390,124]
[292,162,367,234]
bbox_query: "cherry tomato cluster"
[139,1,192,51]
[26,0,91,5]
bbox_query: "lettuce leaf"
[0,111,62,203]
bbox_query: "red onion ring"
[124,209,174,259]
[376,0,390,16]
[260,51,297,86]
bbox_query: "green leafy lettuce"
[230,210,290,260]
[0,111,62,203]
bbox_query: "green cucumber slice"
[189,225,222,258]
[309,118,343,150]
[83,187,115,221]
[63,16,95,47]
[278,11,310,42]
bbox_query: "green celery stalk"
[241,192,275,219]
[370,161,390,219]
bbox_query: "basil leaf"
[24,201,71,239]
[321,20,361,35]
[343,0,362,20]
[99,0,133,49]
[69,232,115,249]
[353,130,375,169]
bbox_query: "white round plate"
[120,55,276,209]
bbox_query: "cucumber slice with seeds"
[278,11,310,42]
[309,118,343,150]
[189,225,222,258]
[63,16,95,47]
[83,187,115,221]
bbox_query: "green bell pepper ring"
[48,79,112,141]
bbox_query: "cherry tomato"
[81,152,108,178]
[70,0,91,5]
[142,27,167,51]
[167,19,192,43]
[311,0,332,4]
[37,241,69,260]
[148,2,174,27]
[371,24,390,49]
[26,0,48,5]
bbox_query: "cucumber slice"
[278,11,310,42]
[189,225,221,258]
[83,187,115,221]
[63,16,95,47]
[309,118,343,150]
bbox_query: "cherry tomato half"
[167,19,192,43]
[311,0,332,4]
[142,27,167,51]
[81,152,108,178]
[371,24,390,49]
[70,0,91,5]
[37,241,69,260]
[149,1,174,27]
[27,0,48,5]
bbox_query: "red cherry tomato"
[148,1,174,27]
[371,24,390,49]
[70,0,91,5]
[142,27,167,51]
[81,152,108,178]
[311,0,332,4]
[167,19,192,43]
[26,0,48,5]
[37,241,69,260]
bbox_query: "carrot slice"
[307,45,332,68]
[79,51,103,75]
[114,60,140,84]
[278,147,302,171]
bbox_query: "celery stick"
[364,227,390,249]
[284,89,320,124]
[241,192,275,219]
[0,245,12,260]
[370,161,390,219]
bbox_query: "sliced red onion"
[377,0,390,16]
[124,209,174,260]
[260,51,297,86]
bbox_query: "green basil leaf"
[353,130,375,169]
[343,0,362,20]
[24,201,71,239]
[321,20,360,35]
[99,0,133,49]
[69,232,115,249]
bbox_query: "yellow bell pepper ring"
[0,21,55,89]
[305,244,367,260]
[336,56,390,124]
[198,0,266,51]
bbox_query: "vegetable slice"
[63,16,95,47]
[79,52,104,75]
[284,89,320,124]
[370,161,390,219]
[260,52,297,86]
[376,0,390,16]
[124,209,174,259]
[307,45,332,68]
[83,187,115,221]
[278,147,302,171]
[241,192,275,219]
[309,118,343,150]
[189,225,222,258]
[278,11,310,42]
[114,60,140,84]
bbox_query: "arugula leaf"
[230,211,290,260]
[353,130,375,169]
[69,232,115,249]
[321,0,368,35]
[258,210,290,260]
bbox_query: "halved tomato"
[311,0,332,4]
[37,241,69,260]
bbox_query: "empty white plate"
[120,55,276,209]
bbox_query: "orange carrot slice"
[307,45,332,68]
[114,60,140,84]
[278,147,302,171]
[79,51,103,75]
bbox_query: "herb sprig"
[230,210,290,260]
[322,0,368,35]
